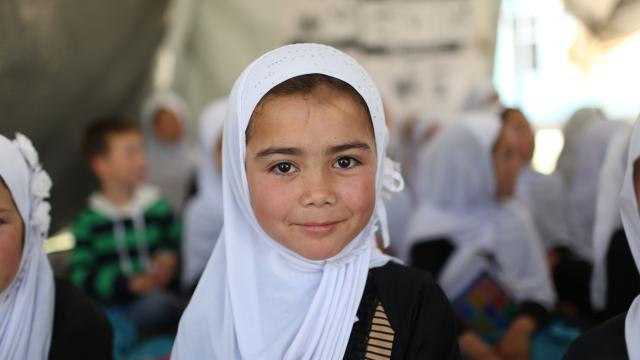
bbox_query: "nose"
[299,169,337,208]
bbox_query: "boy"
[69,115,182,334]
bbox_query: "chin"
[284,233,352,261]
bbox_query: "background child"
[141,92,196,214]
[68,115,183,337]
[0,133,112,359]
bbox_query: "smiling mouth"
[293,220,344,237]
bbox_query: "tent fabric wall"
[171,0,286,124]
[0,0,169,232]
[564,0,640,40]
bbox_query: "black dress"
[344,261,461,359]
[563,312,628,359]
[49,278,113,360]
[605,229,640,319]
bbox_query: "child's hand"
[128,272,162,294]
[459,330,503,360]
[495,315,536,360]
[151,251,178,287]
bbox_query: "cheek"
[0,227,23,292]
[336,173,376,219]
[247,170,297,232]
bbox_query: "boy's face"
[94,131,147,189]
[246,84,377,260]
[0,179,23,294]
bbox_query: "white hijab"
[182,97,227,289]
[172,43,401,359]
[141,91,195,212]
[591,125,632,310]
[567,120,627,261]
[405,113,446,202]
[556,107,606,187]
[0,134,55,359]
[621,117,640,360]
[401,113,500,262]
[516,165,570,249]
[402,113,555,308]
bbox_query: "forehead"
[107,130,142,144]
[248,85,374,147]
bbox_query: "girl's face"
[0,179,23,294]
[214,133,223,173]
[153,109,184,144]
[493,127,522,199]
[246,84,377,260]
[503,109,535,163]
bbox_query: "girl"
[141,91,195,212]
[564,117,640,359]
[401,114,557,359]
[591,124,639,319]
[172,43,460,359]
[566,120,627,261]
[555,108,606,187]
[0,133,112,359]
[182,97,226,291]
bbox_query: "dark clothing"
[564,312,628,360]
[409,239,550,328]
[605,229,640,319]
[49,278,113,360]
[344,261,461,359]
[551,245,593,318]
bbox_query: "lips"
[292,220,344,237]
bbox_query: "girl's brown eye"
[335,157,360,169]
[277,163,292,173]
[270,162,296,175]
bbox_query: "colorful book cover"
[451,271,519,336]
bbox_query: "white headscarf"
[181,97,227,289]
[591,125,632,310]
[516,165,570,249]
[556,107,606,187]
[172,43,402,359]
[405,113,446,202]
[402,113,555,308]
[401,114,500,262]
[621,117,640,360]
[0,134,55,359]
[141,91,195,212]
[461,84,500,112]
[567,120,627,261]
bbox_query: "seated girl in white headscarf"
[0,133,112,359]
[171,43,461,359]
[590,124,638,320]
[182,98,226,291]
[401,113,558,359]
[141,91,196,213]
[564,116,640,360]
[502,108,595,318]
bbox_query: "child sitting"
[69,115,183,336]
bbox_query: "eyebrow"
[254,142,372,159]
